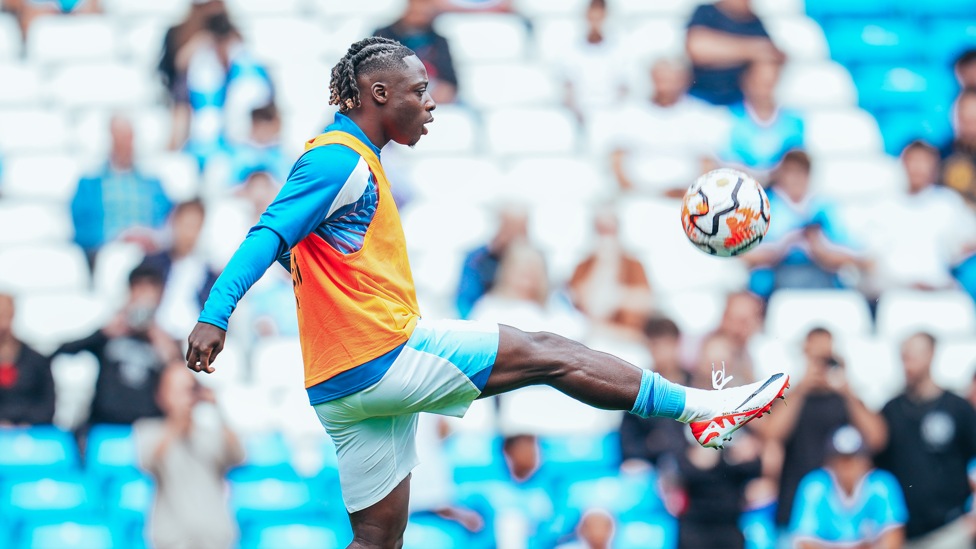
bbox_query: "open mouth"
[422,117,434,135]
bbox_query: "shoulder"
[866,469,901,492]
[291,144,369,185]
[941,391,976,415]
[797,468,832,494]
[688,4,719,25]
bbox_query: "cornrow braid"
[329,37,416,114]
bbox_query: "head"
[825,425,873,496]
[126,265,165,333]
[718,292,763,348]
[741,60,782,107]
[490,204,529,254]
[585,0,607,38]
[651,59,691,108]
[593,204,619,238]
[494,242,549,307]
[0,293,14,341]
[399,0,440,28]
[804,327,833,361]
[329,37,435,147]
[901,140,940,195]
[502,434,540,481]
[238,171,279,216]
[774,150,811,203]
[171,200,205,258]
[109,115,135,170]
[643,317,681,372]
[577,509,615,549]
[956,90,976,144]
[955,50,976,89]
[901,332,935,390]
[156,363,199,419]
[695,333,736,388]
[716,0,754,16]
[250,103,281,145]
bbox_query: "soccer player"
[186,37,789,549]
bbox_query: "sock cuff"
[630,369,653,417]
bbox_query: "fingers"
[185,341,215,374]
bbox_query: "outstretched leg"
[346,474,411,549]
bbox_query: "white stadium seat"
[51,352,99,429]
[252,337,306,391]
[410,106,480,155]
[0,13,22,60]
[749,336,806,382]
[27,16,117,64]
[484,108,579,156]
[131,107,174,155]
[409,251,466,297]
[752,0,805,17]
[0,110,69,154]
[810,156,908,200]
[932,339,976,395]
[777,62,858,109]
[876,290,976,341]
[225,0,302,17]
[459,63,561,109]
[765,16,830,61]
[91,242,145,307]
[142,152,201,202]
[13,293,109,355]
[0,64,41,106]
[407,156,505,204]
[533,18,585,63]
[0,201,73,246]
[804,108,885,157]
[102,0,191,18]
[765,290,873,342]
[513,0,590,17]
[504,157,607,205]
[626,154,701,193]
[241,18,331,66]
[434,14,529,63]
[199,197,254,269]
[0,154,80,201]
[500,385,623,435]
[0,244,90,294]
[401,201,491,254]
[657,291,727,336]
[47,64,156,108]
[838,337,903,411]
[194,339,246,389]
[117,18,170,67]
[621,18,686,62]
[312,0,406,18]
[217,384,278,434]
[611,0,698,17]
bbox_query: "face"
[651,61,689,105]
[594,209,618,237]
[958,63,976,90]
[377,55,436,147]
[804,332,833,361]
[0,294,13,337]
[586,3,606,31]
[776,160,810,202]
[110,116,135,168]
[902,147,939,194]
[720,294,762,346]
[742,61,780,104]
[500,247,548,304]
[829,454,871,495]
[157,365,197,416]
[504,436,540,480]
[172,205,204,256]
[957,95,976,141]
[901,334,934,388]
[578,512,614,549]
[129,280,164,310]
[648,335,680,371]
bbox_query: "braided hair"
[329,37,417,114]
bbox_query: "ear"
[370,81,390,105]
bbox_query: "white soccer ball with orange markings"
[680,169,770,257]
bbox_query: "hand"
[186,322,226,374]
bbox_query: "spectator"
[704,291,763,385]
[764,328,888,530]
[492,434,561,546]
[0,293,55,426]
[955,50,976,90]
[135,363,244,549]
[608,58,729,194]
[943,89,976,209]
[141,200,220,341]
[457,204,528,319]
[560,0,627,122]
[568,205,652,333]
[54,266,180,428]
[10,0,99,37]
[469,242,588,340]
[743,151,860,299]
[71,116,173,264]
[685,0,783,106]
[721,60,803,172]
[556,509,616,549]
[227,104,292,186]
[790,425,907,549]
[868,141,976,294]
[375,0,458,105]
[620,317,690,465]
[876,333,976,547]
[235,170,280,224]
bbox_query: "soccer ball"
[680,168,770,257]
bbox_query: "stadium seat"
[749,335,805,381]
[0,427,79,474]
[765,290,873,342]
[899,0,976,17]
[499,385,623,436]
[400,200,491,254]
[433,14,529,63]
[232,432,295,476]
[532,18,585,63]
[251,337,305,391]
[459,62,560,109]
[0,64,41,106]
[240,521,346,549]
[613,0,698,17]
[804,108,885,156]
[0,13,20,60]
[924,20,976,66]
[505,157,606,206]
[809,155,908,199]
[47,64,154,109]
[765,16,830,60]
[0,154,79,201]
[876,290,976,341]
[752,0,805,17]
[1,475,96,521]
[615,517,679,549]
[193,339,245,389]
[141,152,201,202]
[410,106,479,155]
[101,0,190,18]
[13,293,109,354]
[116,17,169,68]
[539,434,621,480]
[226,0,302,17]
[875,109,954,156]
[852,64,957,112]
[105,475,152,549]
[484,108,579,156]
[621,18,686,63]
[86,425,138,479]
[528,200,592,262]
[15,520,118,549]
[312,0,406,18]
[407,157,504,205]
[805,0,893,20]
[240,18,331,66]
[49,353,98,432]
[655,290,726,335]
[625,154,701,193]
[932,339,976,394]
[0,201,73,246]
[216,384,279,434]
[26,16,116,65]
[837,337,902,410]
[402,513,471,549]
[563,470,664,516]
[0,111,69,154]
[443,432,507,484]
[777,61,858,108]
[0,245,90,294]
[513,0,589,18]
[198,197,253,269]
[91,242,144,308]
[823,19,922,66]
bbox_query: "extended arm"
[686,27,783,68]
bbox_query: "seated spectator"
[0,293,54,426]
[457,204,528,318]
[141,200,220,341]
[699,291,763,386]
[868,141,976,294]
[71,116,173,264]
[135,363,244,549]
[764,327,887,531]
[568,206,652,333]
[690,331,751,390]
[556,509,616,549]
[375,0,458,105]
[943,89,976,208]
[721,60,804,172]
[54,266,180,429]
[790,426,907,549]
[469,242,588,340]
[235,170,280,224]
[608,58,729,194]
[955,50,976,91]
[560,0,627,122]
[744,151,860,299]
[227,104,292,186]
[685,0,783,106]
[620,317,690,466]
[876,333,976,547]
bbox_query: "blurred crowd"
[3,0,976,548]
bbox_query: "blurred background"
[2,0,976,548]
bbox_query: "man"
[711,291,764,384]
[764,328,887,531]
[876,333,976,548]
[185,37,789,549]
[791,425,907,549]
[227,103,292,186]
[456,203,528,319]
[942,89,976,209]
[71,115,172,264]
[560,0,627,122]
[0,293,55,426]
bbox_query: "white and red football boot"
[686,372,790,449]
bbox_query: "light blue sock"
[629,369,686,420]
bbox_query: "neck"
[346,110,389,150]
[907,377,942,402]
[0,332,20,363]
[587,29,603,44]
[653,93,679,108]
[748,99,776,121]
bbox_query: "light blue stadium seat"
[0,427,79,475]
[104,474,153,548]
[539,434,620,482]
[228,433,295,482]
[741,504,777,549]
[86,425,138,480]
[444,433,508,484]
[563,472,664,518]
[615,517,679,549]
[17,521,118,549]
[1,474,97,521]
[898,0,976,17]
[876,110,954,155]
[824,19,923,66]
[402,513,471,549]
[853,64,957,111]
[240,522,348,549]
[925,20,976,66]
[805,0,893,20]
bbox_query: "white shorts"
[313,318,499,513]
